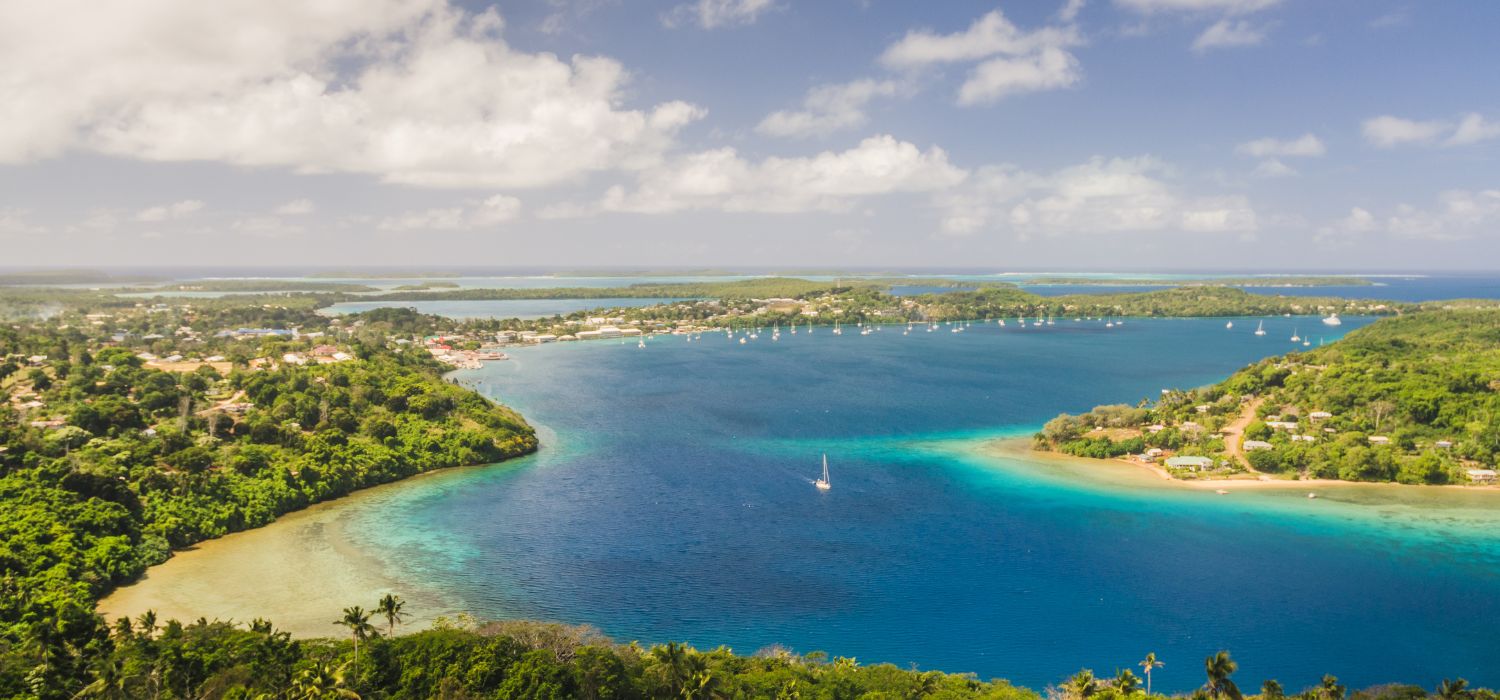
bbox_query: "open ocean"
[328,315,1500,692]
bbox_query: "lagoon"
[103,316,1500,692]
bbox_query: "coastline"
[97,463,491,638]
[982,437,1500,494]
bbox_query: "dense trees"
[1037,310,1500,484]
[1,319,535,696]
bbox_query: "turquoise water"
[338,316,1500,691]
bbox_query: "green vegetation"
[1037,310,1500,484]
[0,303,536,695]
[3,287,1499,697]
[1020,276,1374,288]
[37,606,1500,700]
[388,282,462,291]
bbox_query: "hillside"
[1037,309,1500,484]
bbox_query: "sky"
[1,0,1498,271]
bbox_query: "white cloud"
[938,157,1257,237]
[1317,192,1500,244]
[1362,113,1500,148]
[0,209,48,237]
[1192,19,1267,51]
[959,46,1082,105]
[1236,133,1325,158]
[1114,0,1282,14]
[1362,115,1449,148]
[757,79,900,138]
[662,0,775,29]
[880,11,1081,69]
[135,199,204,222]
[0,2,705,189]
[1449,113,1500,147]
[273,198,316,215]
[879,10,1083,105]
[378,194,523,231]
[1251,158,1297,178]
[1387,190,1500,240]
[232,216,306,237]
[594,135,968,214]
[1059,0,1087,23]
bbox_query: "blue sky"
[1,0,1497,270]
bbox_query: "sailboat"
[1290,328,1300,343]
[638,337,646,349]
[1322,313,1342,326]
[815,454,831,491]
[1225,321,1234,329]
[1254,320,1266,336]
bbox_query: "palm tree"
[70,657,135,700]
[1316,675,1345,700]
[650,641,691,697]
[375,594,406,638]
[135,610,158,640]
[289,662,360,699]
[334,606,378,670]
[1203,651,1241,700]
[1065,669,1099,700]
[1437,679,1470,700]
[1261,679,1284,700]
[1139,652,1165,695]
[1115,668,1141,695]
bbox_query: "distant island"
[1018,275,1375,287]
[1032,309,1500,487]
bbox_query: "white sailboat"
[1322,313,1342,326]
[1254,320,1266,336]
[1226,321,1234,329]
[815,454,831,491]
[1290,328,1300,343]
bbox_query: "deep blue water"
[340,316,1500,692]
[320,298,686,320]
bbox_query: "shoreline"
[986,437,1500,494]
[96,462,497,638]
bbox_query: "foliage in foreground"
[31,611,1500,700]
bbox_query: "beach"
[986,437,1500,494]
[97,473,466,639]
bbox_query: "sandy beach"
[980,436,1500,496]
[97,474,467,639]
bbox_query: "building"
[1308,411,1333,420]
[1435,440,1454,449]
[1243,440,1273,451]
[1165,456,1215,471]
[1368,436,1390,445]
[1467,469,1497,485]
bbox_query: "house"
[1243,440,1274,451]
[598,326,623,338]
[1266,421,1298,430]
[1181,421,1204,432]
[1146,424,1166,433]
[1368,436,1391,445]
[1165,456,1215,471]
[1291,434,1317,443]
[1308,411,1333,420]
[1467,469,1497,485]
[1435,440,1454,449]
[1195,404,1212,413]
